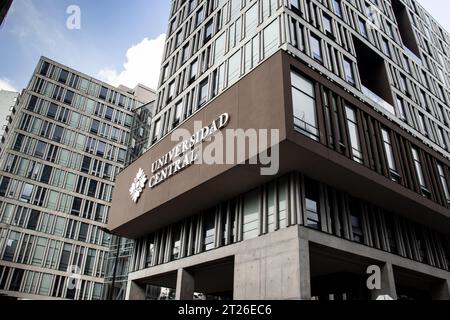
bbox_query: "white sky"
[416,0,450,32]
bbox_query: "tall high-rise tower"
[110,0,450,300]
[0,57,154,300]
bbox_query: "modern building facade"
[109,0,450,300]
[103,99,156,300]
[0,90,19,151]
[0,0,13,26]
[0,57,154,300]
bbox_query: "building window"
[47,103,58,119]
[58,69,69,84]
[333,0,342,17]
[345,106,363,163]
[305,178,321,230]
[381,128,400,181]
[204,20,213,42]
[323,14,333,36]
[167,81,175,103]
[245,4,258,37]
[263,20,279,58]
[20,184,34,203]
[343,58,355,85]
[203,214,216,251]
[176,30,183,47]
[382,38,391,57]
[228,51,241,85]
[190,59,198,82]
[243,189,259,241]
[196,7,204,27]
[417,113,427,137]
[411,147,429,195]
[349,198,364,243]
[99,86,108,100]
[310,34,322,63]
[173,101,183,126]
[40,61,50,76]
[64,90,74,105]
[198,79,209,107]
[0,177,11,197]
[291,70,318,139]
[396,96,407,121]
[3,231,20,261]
[359,18,368,38]
[437,164,450,204]
[59,244,72,271]
[35,141,47,159]
[171,225,182,260]
[153,118,162,143]
[182,44,190,63]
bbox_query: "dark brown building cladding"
[109,51,450,239]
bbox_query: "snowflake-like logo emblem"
[129,168,147,203]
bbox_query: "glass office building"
[0,57,154,300]
[110,0,450,300]
[103,100,155,300]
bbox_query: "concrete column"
[175,269,195,300]
[298,238,312,300]
[370,262,397,300]
[233,230,311,300]
[432,279,450,300]
[125,280,146,300]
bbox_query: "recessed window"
[40,62,50,76]
[437,163,450,204]
[204,20,213,42]
[310,34,322,63]
[173,101,183,126]
[396,96,407,121]
[91,120,100,134]
[343,58,355,85]
[99,86,108,100]
[47,103,58,119]
[182,44,190,63]
[52,126,64,143]
[417,113,428,136]
[176,30,183,47]
[190,59,198,82]
[359,18,368,38]
[382,38,391,57]
[291,71,318,139]
[198,79,209,107]
[64,90,74,105]
[322,14,333,36]
[305,178,321,230]
[333,0,342,17]
[58,69,69,84]
[196,7,204,26]
[411,147,428,192]
[167,81,175,102]
[105,107,113,120]
[34,141,47,159]
[153,118,162,143]
[20,183,34,203]
[345,106,363,163]
[349,198,364,243]
[381,128,400,180]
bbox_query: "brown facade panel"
[109,51,450,239]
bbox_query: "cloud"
[0,79,17,92]
[98,34,166,90]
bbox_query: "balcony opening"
[353,37,395,114]
[391,0,420,58]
